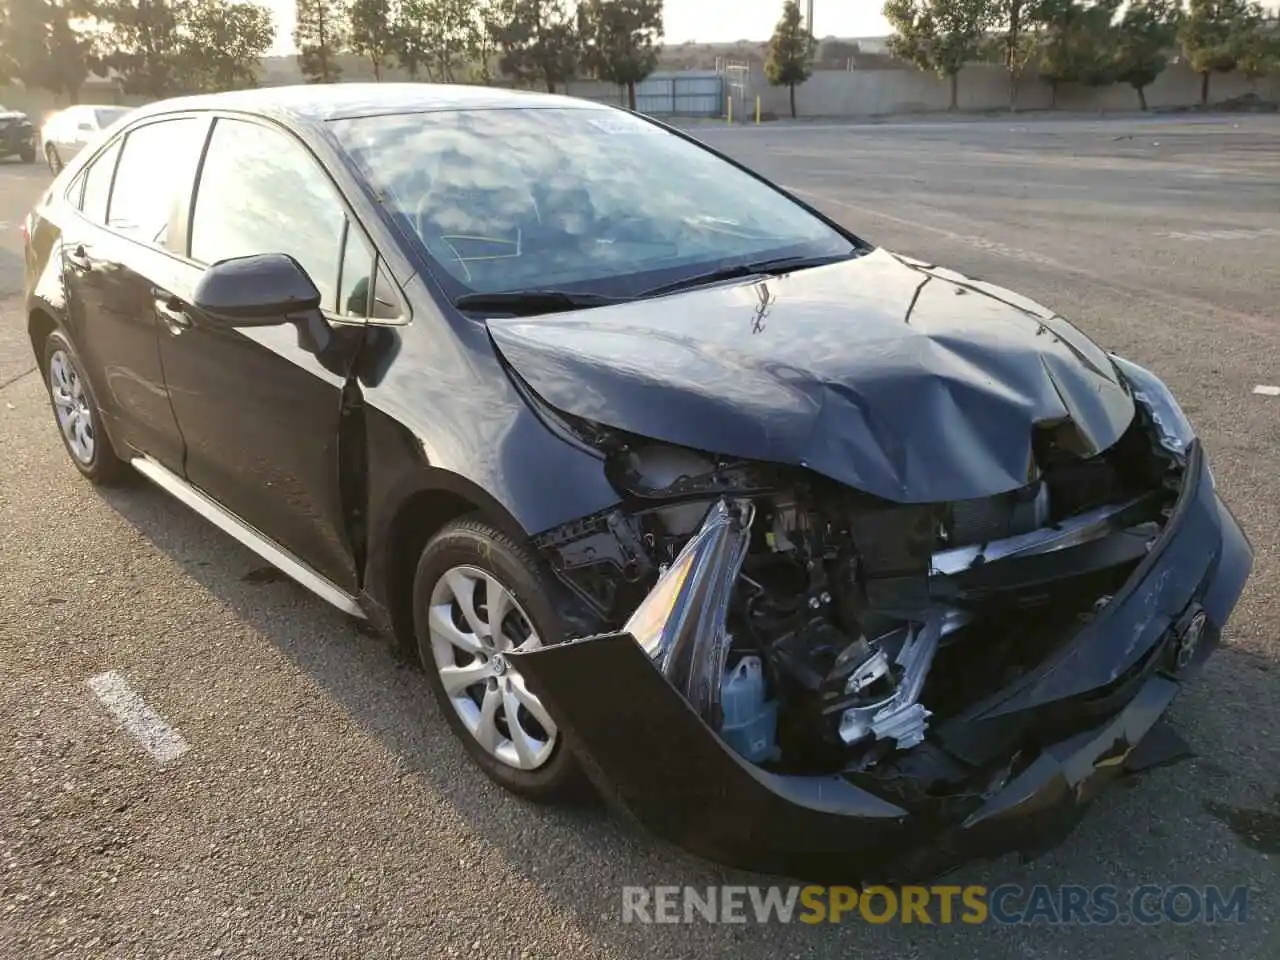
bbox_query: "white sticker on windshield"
[585,115,655,135]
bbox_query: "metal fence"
[633,72,726,117]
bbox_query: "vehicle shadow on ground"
[99,481,1277,958]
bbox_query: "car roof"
[128,83,610,126]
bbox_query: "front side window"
[190,117,346,311]
[79,139,121,224]
[108,117,207,247]
[331,107,854,301]
[338,223,374,318]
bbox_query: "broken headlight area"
[531,403,1189,787]
[1111,354,1196,460]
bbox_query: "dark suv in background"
[0,104,36,163]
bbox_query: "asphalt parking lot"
[1,115,1278,958]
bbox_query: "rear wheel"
[42,330,129,485]
[412,517,583,801]
[19,144,36,164]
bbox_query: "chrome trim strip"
[130,456,366,619]
[931,495,1151,577]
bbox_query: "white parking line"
[86,671,189,765]
[1157,227,1280,242]
[1253,385,1280,397]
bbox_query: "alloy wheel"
[428,564,557,770]
[48,349,95,465]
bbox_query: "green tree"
[764,0,815,117]
[487,0,580,93]
[1073,0,1121,89]
[349,0,393,80]
[579,0,663,110]
[1112,0,1181,110]
[1037,0,1081,106]
[390,0,429,78]
[0,0,91,101]
[296,0,348,82]
[986,0,1043,110]
[1180,0,1266,104]
[1237,20,1280,83]
[176,0,274,91]
[1035,0,1117,107]
[89,0,183,97]
[424,0,488,81]
[883,0,997,111]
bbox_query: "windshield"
[94,108,129,128]
[330,107,855,300]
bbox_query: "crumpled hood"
[0,111,30,122]
[486,248,1135,504]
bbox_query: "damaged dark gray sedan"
[25,85,1252,883]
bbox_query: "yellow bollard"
[756,95,761,125]
[727,96,733,125]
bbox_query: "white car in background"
[41,104,133,172]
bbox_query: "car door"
[57,117,208,470]
[154,114,376,592]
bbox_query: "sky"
[267,0,893,56]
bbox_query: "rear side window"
[190,117,346,310]
[78,139,121,224]
[108,117,207,247]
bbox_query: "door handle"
[65,244,91,271]
[153,292,191,333]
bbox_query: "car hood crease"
[486,249,1136,503]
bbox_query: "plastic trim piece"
[130,455,367,618]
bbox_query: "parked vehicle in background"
[0,105,36,163]
[41,105,132,172]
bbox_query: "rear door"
[57,116,209,469]
[154,114,381,591]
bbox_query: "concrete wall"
[7,60,1274,126]
[745,63,1279,118]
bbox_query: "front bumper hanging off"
[509,446,1252,882]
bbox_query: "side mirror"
[193,253,322,327]
[77,121,94,132]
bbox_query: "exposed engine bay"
[533,401,1187,781]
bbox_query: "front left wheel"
[412,517,583,802]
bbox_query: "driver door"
[156,115,381,591]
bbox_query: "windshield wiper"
[453,289,631,317]
[638,251,858,299]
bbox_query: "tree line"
[308,0,664,110]
[0,0,276,100]
[883,0,1280,111]
[0,0,668,108]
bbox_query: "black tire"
[19,145,36,164]
[412,516,584,802]
[41,330,130,486]
[44,144,61,172]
